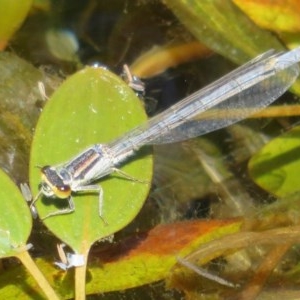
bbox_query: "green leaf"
[162,0,283,63]
[29,67,153,253]
[233,0,300,33]
[249,125,300,197]
[162,0,300,94]
[0,169,32,257]
[0,0,33,49]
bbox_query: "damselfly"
[31,48,300,220]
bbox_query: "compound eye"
[55,184,71,199]
[40,181,71,199]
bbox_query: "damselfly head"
[40,166,71,199]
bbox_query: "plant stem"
[16,250,60,300]
[75,260,88,300]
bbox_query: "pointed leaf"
[29,67,152,252]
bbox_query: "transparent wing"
[151,66,297,144]
[109,48,300,158]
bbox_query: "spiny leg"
[33,184,107,224]
[112,167,149,184]
[73,184,107,225]
[42,196,75,220]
